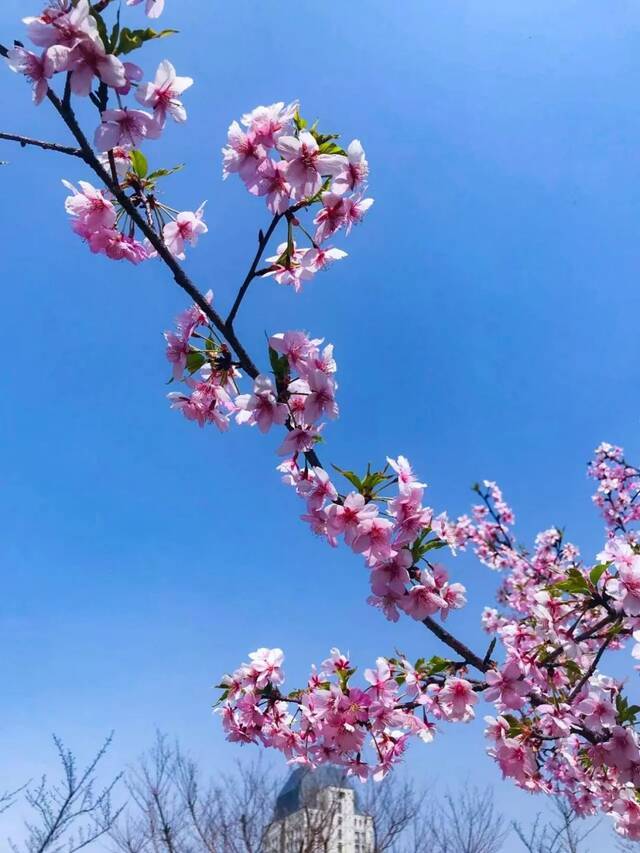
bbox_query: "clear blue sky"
[1,0,639,846]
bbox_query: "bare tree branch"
[514,797,600,853]
[0,132,84,159]
[426,786,508,853]
[6,733,123,853]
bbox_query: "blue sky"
[2,0,640,846]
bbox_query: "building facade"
[263,767,375,853]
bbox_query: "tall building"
[263,766,375,853]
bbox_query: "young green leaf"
[115,27,178,56]
[129,149,148,179]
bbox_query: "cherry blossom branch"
[0,131,84,159]
[37,79,262,380]
[422,616,491,673]
[568,629,617,703]
[226,212,283,327]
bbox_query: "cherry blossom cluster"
[589,442,640,540]
[217,647,481,781]
[165,319,467,632]
[216,437,640,838]
[7,1,205,264]
[9,1,169,107]
[223,103,373,293]
[278,452,467,626]
[9,2,640,839]
[164,293,239,430]
[427,465,640,840]
[63,174,207,264]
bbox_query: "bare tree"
[425,786,507,853]
[618,837,640,851]
[362,777,427,853]
[0,786,26,817]
[111,732,279,853]
[514,797,599,853]
[7,733,122,853]
[110,733,442,853]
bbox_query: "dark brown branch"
[40,84,260,379]
[422,616,491,673]
[0,131,85,158]
[226,213,282,327]
[568,631,616,702]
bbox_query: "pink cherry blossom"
[116,62,144,96]
[245,159,292,215]
[276,131,347,199]
[301,247,348,274]
[63,180,117,230]
[94,108,161,151]
[332,139,369,195]
[277,425,321,457]
[241,101,298,148]
[288,368,338,423]
[269,331,321,372]
[126,0,165,18]
[438,678,477,722]
[343,195,374,234]
[313,192,347,242]
[484,660,530,710]
[222,121,266,183]
[248,647,285,689]
[610,555,640,615]
[163,204,208,260]
[66,33,127,95]
[24,0,92,49]
[136,60,193,126]
[6,46,67,104]
[168,379,231,431]
[97,147,131,179]
[235,375,288,433]
[401,581,446,621]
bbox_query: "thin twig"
[226,213,282,327]
[0,131,84,159]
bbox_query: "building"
[263,766,375,853]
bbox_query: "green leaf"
[616,694,640,724]
[332,465,364,493]
[115,26,178,56]
[147,164,185,181]
[547,567,591,597]
[360,469,393,498]
[422,538,447,553]
[337,667,356,692]
[564,660,582,680]
[214,688,229,705]
[589,562,610,586]
[129,149,148,179]
[294,111,307,131]
[268,346,290,398]
[424,656,450,675]
[318,140,347,156]
[186,351,205,374]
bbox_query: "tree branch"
[0,132,85,158]
[226,214,282,327]
[39,83,260,379]
[422,616,491,673]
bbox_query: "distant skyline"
[2,0,640,847]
